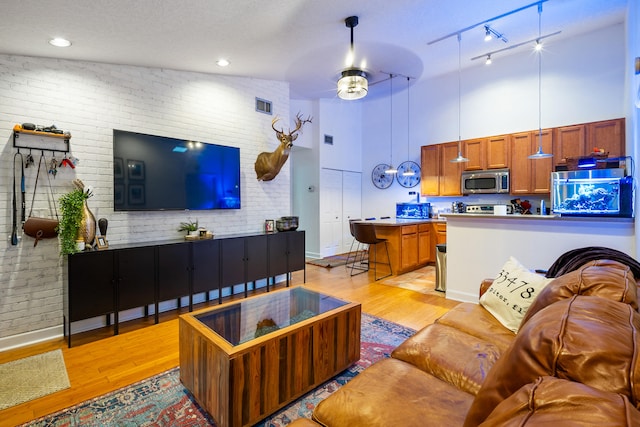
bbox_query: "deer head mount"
[254,112,312,181]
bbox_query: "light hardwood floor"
[0,262,460,427]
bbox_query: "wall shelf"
[13,124,71,153]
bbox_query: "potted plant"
[57,188,89,255]
[178,219,199,236]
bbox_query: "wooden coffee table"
[179,286,361,427]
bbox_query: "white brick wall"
[0,54,292,344]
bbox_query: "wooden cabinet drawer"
[433,223,447,233]
[402,225,418,234]
[418,223,431,232]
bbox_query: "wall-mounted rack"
[13,124,71,153]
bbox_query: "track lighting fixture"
[483,25,508,43]
[485,55,492,65]
[337,16,368,100]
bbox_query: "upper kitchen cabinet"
[511,130,553,194]
[486,135,511,169]
[421,144,440,195]
[464,135,510,171]
[554,124,586,167]
[440,142,463,196]
[463,138,486,171]
[587,119,625,158]
[421,142,462,196]
[554,118,625,167]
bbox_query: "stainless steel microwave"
[461,169,510,194]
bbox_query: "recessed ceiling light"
[49,38,71,47]
[216,58,230,67]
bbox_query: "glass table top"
[195,287,348,346]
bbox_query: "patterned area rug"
[0,349,70,410]
[22,313,415,427]
[379,265,444,297]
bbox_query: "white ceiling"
[0,0,627,100]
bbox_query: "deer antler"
[291,112,313,135]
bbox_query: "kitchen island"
[363,218,446,276]
[441,213,635,303]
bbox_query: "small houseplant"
[177,219,199,235]
[57,188,89,255]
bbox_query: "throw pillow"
[479,256,552,333]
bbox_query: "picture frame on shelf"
[96,235,109,250]
[265,219,275,232]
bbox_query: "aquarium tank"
[551,168,634,217]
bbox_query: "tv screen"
[113,130,241,211]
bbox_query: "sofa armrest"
[480,279,493,298]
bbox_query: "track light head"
[534,40,543,51]
[485,55,492,65]
[484,26,492,42]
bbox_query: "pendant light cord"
[458,33,462,146]
[538,4,542,143]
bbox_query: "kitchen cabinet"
[586,119,625,158]
[440,142,463,196]
[510,130,553,194]
[421,144,440,196]
[464,135,510,171]
[463,138,486,171]
[417,224,432,265]
[400,225,419,271]
[554,124,586,167]
[421,142,463,196]
[486,134,511,169]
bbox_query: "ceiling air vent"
[255,98,272,115]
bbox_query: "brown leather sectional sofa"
[289,257,640,426]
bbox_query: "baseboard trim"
[0,325,64,352]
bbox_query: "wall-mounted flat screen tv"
[113,129,241,211]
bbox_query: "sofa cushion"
[479,256,553,333]
[520,259,639,328]
[312,357,473,427]
[464,296,640,426]
[479,376,640,427]
[391,323,502,395]
[435,303,515,353]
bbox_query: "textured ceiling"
[0,0,627,99]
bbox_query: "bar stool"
[350,222,392,280]
[344,218,365,271]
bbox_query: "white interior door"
[320,168,343,257]
[341,171,362,254]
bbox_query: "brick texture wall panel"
[0,54,292,341]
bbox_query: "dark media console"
[63,230,305,347]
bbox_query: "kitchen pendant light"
[337,16,368,100]
[403,76,415,176]
[528,4,553,159]
[451,33,469,163]
[385,74,398,174]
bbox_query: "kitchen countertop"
[361,218,446,226]
[441,213,634,223]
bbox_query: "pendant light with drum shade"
[528,4,553,159]
[451,34,469,163]
[385,74,398,174]
[337,16,368,100]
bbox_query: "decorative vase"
[98,218,108,236]
[79,200,97,248]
